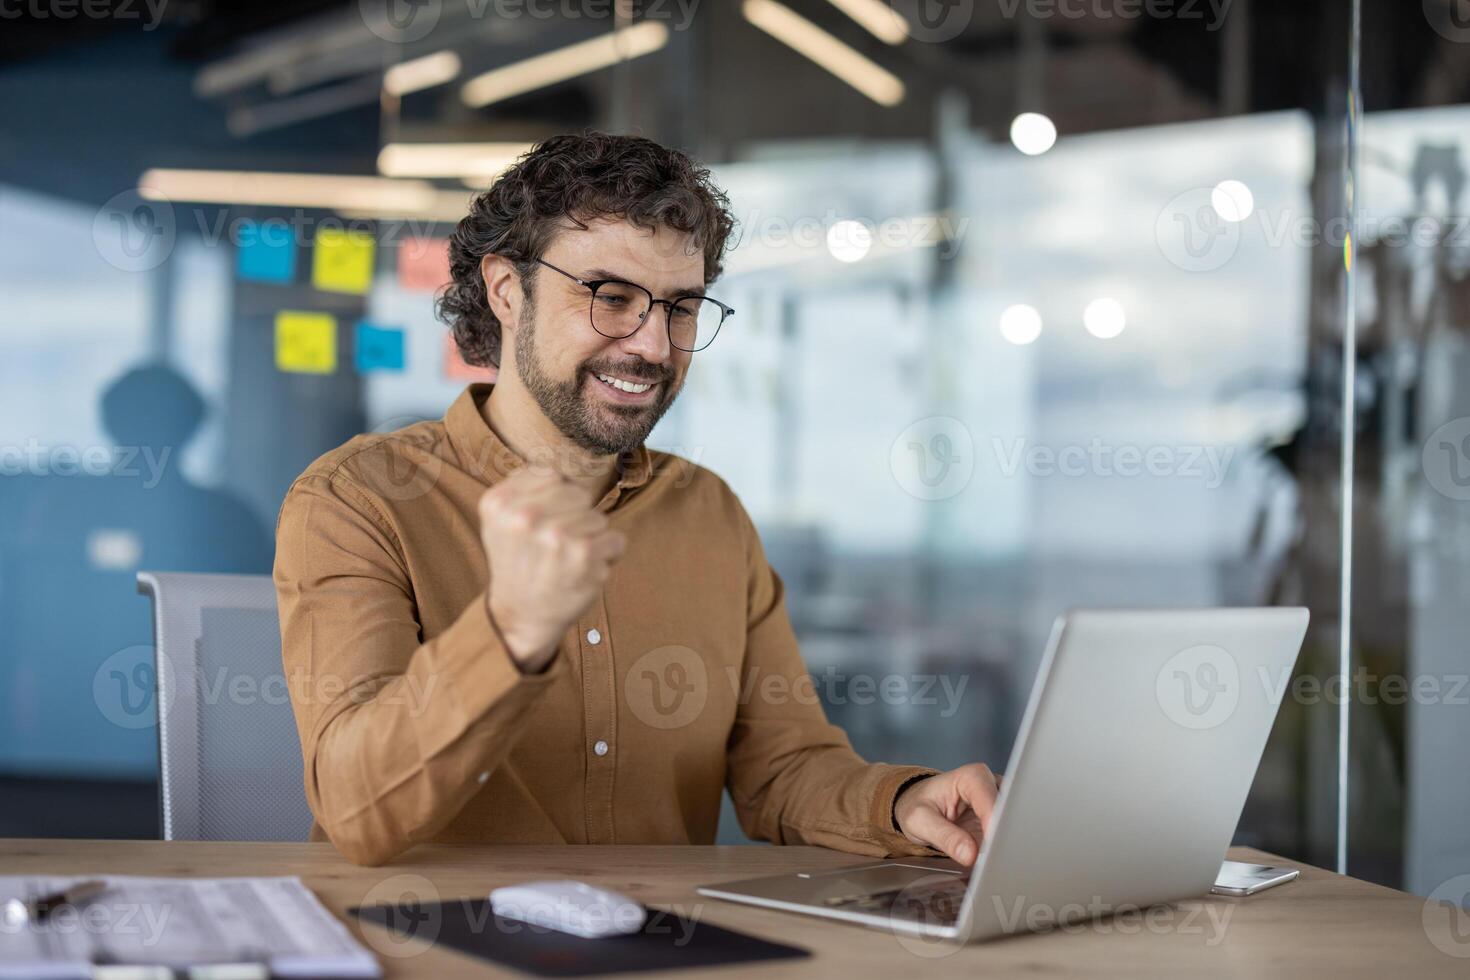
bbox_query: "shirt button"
[586,628,602,645]
[477,770,490,785]
[593,740,609,757]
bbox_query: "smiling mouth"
[592,371,659,395]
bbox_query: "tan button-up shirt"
[274,384,938,865]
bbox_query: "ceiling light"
[1083,298,1126,339]
[742,0,905,107]
[999,304,1043,345]
[461,22,669,108]
[825,0,908,45]
[1211,179,1255,222]
[384,51,462,97]
[377,142,532,180]
[138,168,440,214]
[826,220,873,262]
[1010,113,1057,155]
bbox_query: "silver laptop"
[697,607,1309,943]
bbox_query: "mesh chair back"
[137,571,312,841]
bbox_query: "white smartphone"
[1211,860,1300,896]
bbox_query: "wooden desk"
[3,840,1464,978]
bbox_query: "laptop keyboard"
[822,877,970,925]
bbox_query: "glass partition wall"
[1353,0,1470,901]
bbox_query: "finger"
[534,522,625,565]
[501,466,566,494]
[586,529,626,563]
[537,509,610,538]
[513,480,594,517]
[515,464,605,505]
[901,804,979,867]
[956,766,1000,837]
[492,485,597,530]
[500,468,597,509]
[479,475,569,518]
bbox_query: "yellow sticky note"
[312,228,376,295]
[275,311,337,374]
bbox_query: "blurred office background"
[0,0,1466,899]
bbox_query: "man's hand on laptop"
[479,469,627,674]
[893,763,1001,867]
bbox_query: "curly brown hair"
[436,131,737,368]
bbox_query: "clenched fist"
[478,469,626,673]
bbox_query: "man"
[275,132,998,867]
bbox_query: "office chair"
[137,571,313,841]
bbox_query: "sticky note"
[312,228,376,295]
[443,332,497,382]
[236,219,296,283]
[275,311,337,374]
[355,322,406,373]
[397,237,452,292]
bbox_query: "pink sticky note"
[443,332,498,382]
[398,237,452,292]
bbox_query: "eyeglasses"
[534,258,734,353]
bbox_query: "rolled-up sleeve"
[722,503,939,856]
[273,474,562,866]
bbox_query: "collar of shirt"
[444,383,654,510]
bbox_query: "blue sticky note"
[236,219,296,283]
[355,322,406,373]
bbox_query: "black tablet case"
[350,899,810,977]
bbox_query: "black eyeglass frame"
[533,257,734,353]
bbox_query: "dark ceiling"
[0,0,1458,211]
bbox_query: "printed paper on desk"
[0,874,380,979]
